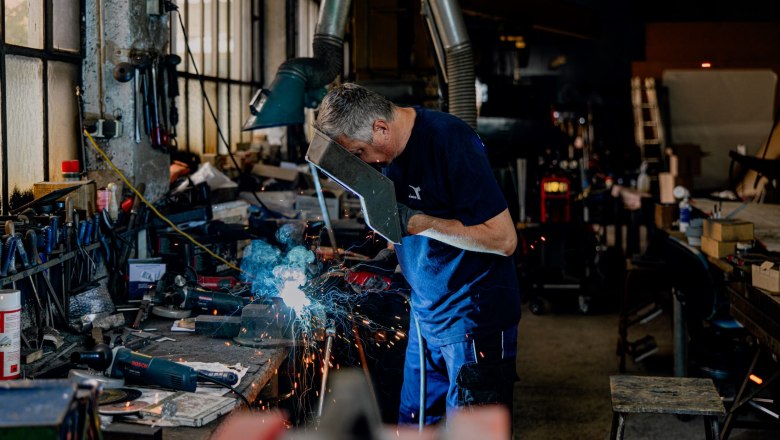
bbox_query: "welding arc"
[83,130,252,279]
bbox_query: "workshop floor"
[512,300,776,439]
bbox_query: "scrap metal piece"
[306,130,401,244]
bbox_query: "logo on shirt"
[408,185,422,200]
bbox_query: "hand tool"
[140,62,152,135]
[64,197,74,253]
[24,229,39,268]
[163,54,181,139]
[153,283,248,319]
[75,86,88,177]
[72,343,200,392]
[148,59,166,150]
[1,230,18,276]
[132,58,143,143]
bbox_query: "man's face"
[336,134,391,167]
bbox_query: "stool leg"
[610,412,626,440]
[703,416,719,440]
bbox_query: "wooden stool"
[610,375,725,440]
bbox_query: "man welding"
[314,83,521,426]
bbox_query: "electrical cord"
[197,372,253,410]
[84,129,252,279]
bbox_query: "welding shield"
[306,130,402,244]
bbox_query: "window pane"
[204,0,216,76]
[204,81,217,154]
[187,78,204,153]
[218,0,229,78]
[176,77,188,151]
[230,86,242,148]
[48,62,79,181]
[7,56,44,198]
[5,0,44,49]
[218,83,229,153]
[53,1,80,52]
[185,0,203,75]
[230,0,243,81]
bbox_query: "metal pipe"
[317,326,336,418]
[309,164,341,262]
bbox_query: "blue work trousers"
[398,320,518,425]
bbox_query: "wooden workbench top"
[133,318,291,439]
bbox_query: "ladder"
[631,77,665,168]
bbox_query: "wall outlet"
[85,119,123,139]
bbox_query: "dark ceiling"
[460,0,780,40]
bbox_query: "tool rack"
[0,242,102,288]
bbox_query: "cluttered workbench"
[111,318,290,440]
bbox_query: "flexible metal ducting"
[282,0,349,91]
[243,0,350,130]
[428,0,477,129]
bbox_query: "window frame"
[0,0,85,213]
[175,0,265,156]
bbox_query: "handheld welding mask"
[305,129,402,244]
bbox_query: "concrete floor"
[512,301,777,439]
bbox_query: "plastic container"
[62,160,81,181]
[0,290,21,380]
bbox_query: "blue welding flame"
[240,239,316,313]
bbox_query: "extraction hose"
[445,44,477,129]
[427,0,477,129]
[275,0,348,94]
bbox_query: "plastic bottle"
[107,182,119,221]
[673,186,691,233]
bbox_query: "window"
[174,0,264,156]
[1,0,83,213]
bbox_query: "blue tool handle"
[14,233,29,269]
[84,219,94,245]
[51,217,59,245]
[43,226,53,255]
[77,221,87,247]
[24,230,37,267]
[2,236,17,275]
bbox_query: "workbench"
[104,318,291,440]
[721,283,780,439]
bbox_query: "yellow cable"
[83,130,254,279]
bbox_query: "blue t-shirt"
[385,107,521,345]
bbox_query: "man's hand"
[397,203,423,236]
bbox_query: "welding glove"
[346,248,397,294]
[397,203,423,236]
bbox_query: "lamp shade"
[242,70,306,131]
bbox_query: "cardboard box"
[752,261,780,293]
[700,235,736,259]
[128,258,166,300]
[655,203,678,229]
[34,180,96,212]
[703,219,754,242]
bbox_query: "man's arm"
[406,208,517,256]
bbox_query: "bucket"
[0,289,21,379]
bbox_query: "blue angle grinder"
[71,344,237,391]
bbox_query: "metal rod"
[316,326,335,418]
[351,321,377,407]
[673,290,687,377]
[309,164,341,262]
